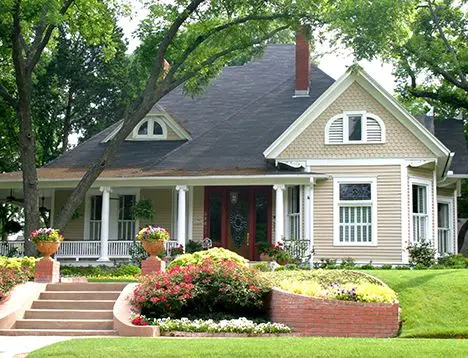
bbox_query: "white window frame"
[409,177,432,244]
[325,111,386,145]
[437,196,454,255]
[132,117,167,140]
[333,177,378,246]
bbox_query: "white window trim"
[324,111,386,145]
[437,196,454,255]
[132,117,168,140]
[409,177,433,245]
[333,177,378,246]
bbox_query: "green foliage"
[315,258,338,269]
[0,266,29,301]
[185,240,203,254]
[129,242,149,266]
[168,248,248,269]
[251,262,273,272]
[0,256,37,280]
[60,264,140,278]
[408,241,436,267]
[437,254,468,269]
[360,261,375,270]
[339,257,356,269]
[131,199,154,221]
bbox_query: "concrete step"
[32,300,115,310]
[0,328,118,336]
[24,309,113,320]
[15,319,114,330]
[46,283,128,291]
[40,291,121,300]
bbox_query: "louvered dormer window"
[325,112,385,144]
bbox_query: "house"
[1,32,467,265]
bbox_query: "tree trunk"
[17,79,40,256]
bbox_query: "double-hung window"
[287,186,301,240]
[334,178,377,245]
[412,183,430,242]
[118,195,136,240]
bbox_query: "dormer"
[101,106,191,143]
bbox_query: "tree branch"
[0,82,17,108]
[407,87,468,110]
[169,25,290,91]
[427,0,467,87]
[27,0,75,72]
[168,13,297,77]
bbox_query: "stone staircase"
[0,282,127,336]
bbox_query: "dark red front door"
[204,187,272,260]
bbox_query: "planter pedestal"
[142,256,165,276]
[35,257,60,283]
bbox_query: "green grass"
[29,337,468,358]
[362,269,468,338]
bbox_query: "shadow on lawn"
[383,270,453,292]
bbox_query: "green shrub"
[113,264,141,276]
[185,240,203,254]
[394,265,411,270]
[168,248,248,269]
[0,266,29,300]
[360,261,375,270]
[381,264,393,270]
[315,258,337,269]
[339,257,356,269]
[437,254,468,268]
[408,241,436,267]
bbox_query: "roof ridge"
[144,74,296,171]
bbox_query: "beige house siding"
[438,187,455,197]
[140,189,173,234]
[166,124,183,140]
[313,165,402,263]
[54,190,85,240]
[279,82,435,159]
[191,186,204,242]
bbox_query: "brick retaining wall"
[269,288,399,337]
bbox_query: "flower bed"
[0,266,29,302]
[131,316,291,336]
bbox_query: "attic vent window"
[325,112,385,144]
[132,117,167,140]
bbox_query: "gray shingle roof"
[40,45,468,176]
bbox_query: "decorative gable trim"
[101,105,192,143]
[263,68,450,159]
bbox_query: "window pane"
[340,184,371,201]
[209,192,222,245]
[412,185,427,214]
[438,203,449,228]
[348,115,362,141]
[91,196,102,220]
[138,121,148,135]
[153,122,163,135]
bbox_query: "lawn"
[29,337,468,358]
[367,269,468,338]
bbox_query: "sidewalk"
[0,336,74,358]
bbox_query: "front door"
[204,187,272,260]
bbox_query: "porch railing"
[437,228,451,255]
[1,240,179,260]
[284,238,311,261]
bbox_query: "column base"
[35,257,60,283]
[142,256,166,276]
[97,257,111,262]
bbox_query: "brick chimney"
[295,26,310,97]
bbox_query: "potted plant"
[257,241,274,261]
[30,228,64,259]
[169,244,184,258]
[136,225,170,257]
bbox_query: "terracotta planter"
[141,240,165,257]
[35,241,61,259]
[260,253,273,262]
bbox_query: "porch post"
[273,184,285,244]
[304,185,311,241]
[176,185,188,246]
[98,186,111,262]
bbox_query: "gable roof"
[263,67,451,160]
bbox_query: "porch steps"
[0,282,127,336]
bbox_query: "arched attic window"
[132,117,167,140]
[325,112,385,144]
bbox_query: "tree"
[0,0,415,253]
[386,0,467,117]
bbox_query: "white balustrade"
[56,241,101,258]
[0,241,25,256]
[108,241,133,258]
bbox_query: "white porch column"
[98,186,111,261]
[304,185,311,241]
[274,184,285,244]
[176,185,188,246]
